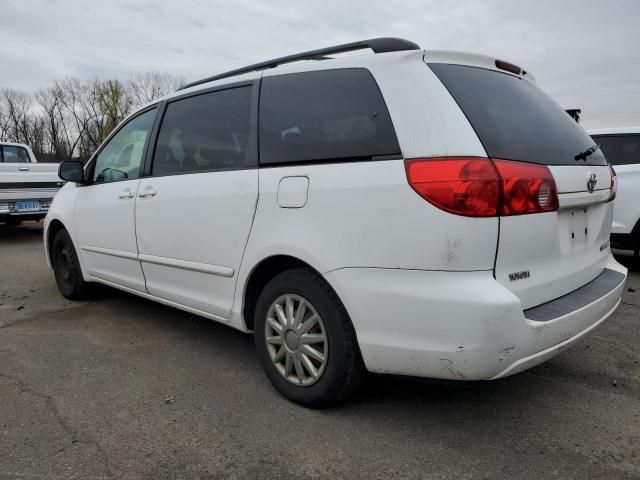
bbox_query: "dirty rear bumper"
[324,255,627,380]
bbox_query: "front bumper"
[325,256,627,380]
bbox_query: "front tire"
[254,268,365,408]
[51,229,90,300]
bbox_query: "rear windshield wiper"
[574,143,601,161]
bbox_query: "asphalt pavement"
[1,223,638,479]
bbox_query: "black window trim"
[143,79,259,178]
[591,133,640,138]
[83,103,160,186]
[257,67,402,167]
[257,153,404,169]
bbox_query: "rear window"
[1,145,30,163]
[259,69,400,166]
[591,134,640,166]
[429,63,607,166]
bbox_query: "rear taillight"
[491,159,559,215]
[405,157,559,217]
[404,158,499,217]
[608,165,617,202]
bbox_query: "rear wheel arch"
[242,255,336,332]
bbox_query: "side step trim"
[524,268,625,322]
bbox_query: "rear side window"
[152,86,253,176]
[430,63,607,166]
[1,145,30,163]
[591,134,640,166]
[259,69,400,165]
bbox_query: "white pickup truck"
[0,142,63,225]
[589,128,640,260]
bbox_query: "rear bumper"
[325,256,627,380]
[0,198,53,217]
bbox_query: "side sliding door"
[134,83,259,320]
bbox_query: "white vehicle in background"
[45,38,627,407]
[589,128,640,260]
[0,142,62,225]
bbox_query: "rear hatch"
[429,61,612,309]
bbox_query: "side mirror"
[58,161,85,183]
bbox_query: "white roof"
[162,48,535,102]
[588,127,640,135]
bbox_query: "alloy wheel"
[264,294,328,386]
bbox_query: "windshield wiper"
[574,143,601,161]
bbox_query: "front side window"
[92,108,157,183]
[259,69,400,165]
[1,145,30,163]
[591,134,640,166]
[152,86,253,176]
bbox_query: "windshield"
[429,63,607,166]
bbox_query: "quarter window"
[259,69,400,165]
[92,108,157,184]
[152,86,253,176]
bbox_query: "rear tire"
[254,268,365,408]
[51,229,90,300]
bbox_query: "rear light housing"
[608,165,617,202]
[405,157,559,217]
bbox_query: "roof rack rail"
[178,37,420,91]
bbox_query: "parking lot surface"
[1,223,639,480]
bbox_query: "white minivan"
[46,38,627,406]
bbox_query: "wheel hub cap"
[265,294,328,386]
[284,330,299,351]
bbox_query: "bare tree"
[0,100,10,142]
[129,72,185,107]
[58,78,104,160]
[35,85,71,161]
[96,79,132,139]
[1,72,184,162]
[1,89,33,145]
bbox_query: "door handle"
[18,167,30,171]
[138,189,157,198]
[118,191,135,199]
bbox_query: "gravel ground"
[1,223,638,480]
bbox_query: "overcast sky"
[2,0,638,129]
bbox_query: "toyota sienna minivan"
[46,38,627,407]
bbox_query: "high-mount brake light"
[608,165,617,202]
[405,157,559,217]
[495,59,522,75]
